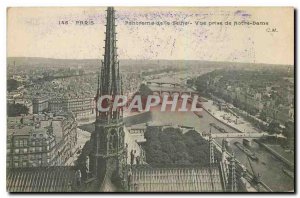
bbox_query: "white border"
[0,0,298,198]
[0,0,299,6]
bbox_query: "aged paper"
[7,7,294,192]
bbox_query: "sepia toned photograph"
[6,6,294,192]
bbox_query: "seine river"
[136,82,294,192]
[132,108,294,192]
[142,71,294,192]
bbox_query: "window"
[20,140,24,147]
[7,149,10,154]
[24,148,28,153]
[15,149,19,154]
[22,161,27,167]
[24,140,27,146]
[14,140,19,147]
[14,162,19,167]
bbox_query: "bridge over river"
[123,79,294,192]
[146,81,197,97]
[210,132,269,139]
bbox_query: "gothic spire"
[96,7,122,123]
[100,7,120,96]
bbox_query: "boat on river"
[234,142,259,161]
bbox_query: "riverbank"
[201,98,261,134]
[254,139,294,169]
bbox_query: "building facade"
[48,96,95,120]
[32,96,49,114]
[7,113,77,168]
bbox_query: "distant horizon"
[7,8,293,65]
[7,56,294,66]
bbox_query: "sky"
[7,7,294,65]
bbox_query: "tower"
[90,7,126,186]
[226,153,237,192]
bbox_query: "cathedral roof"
[7,166,76,192]
[128,166,223,192]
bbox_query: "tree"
[186,79,193,87]
[283,121,294,147]
[7,79,20,92]
[267,121,281,134]
[143,127,212,167]
[259,110,268,122]
[7,103,29,117]
[138,84,153,96]
[195,76,209,96]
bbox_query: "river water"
[132,82,294,192]
[132,107,294,192]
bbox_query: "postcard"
[6,7,294,192]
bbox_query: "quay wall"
[254,139,294,168]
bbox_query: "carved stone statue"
[85,156,90,176]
